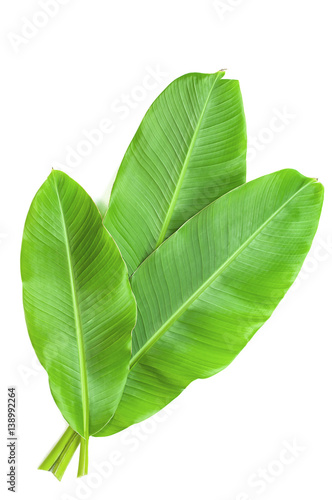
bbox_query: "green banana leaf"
[104,71,247,274]
[96,169,323,437]
[21,170,137,439]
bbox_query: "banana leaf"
[104,71,247,274]
[96,168,323,436]
[21,170,137,471]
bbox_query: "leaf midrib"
[130,179,315,369]
[53,178,89,440]
[154,72,223,248]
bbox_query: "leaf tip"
[217,69,227,79]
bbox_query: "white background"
[1,1,331,499]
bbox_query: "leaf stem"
[39,426,80,481]
[52,433,81,481]
[77,435,89,477]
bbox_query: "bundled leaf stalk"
[21,71,324,480]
